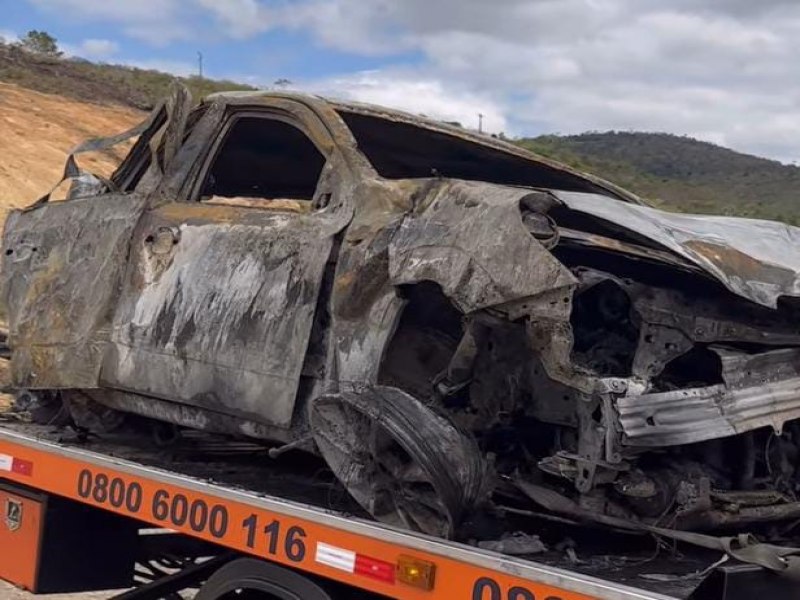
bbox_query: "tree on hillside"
[18,30,62,57]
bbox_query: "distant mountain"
[518,132,800,224]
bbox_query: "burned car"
[5,87,800,540]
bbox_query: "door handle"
[144,226,180,255]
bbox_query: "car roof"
[204,90,641,203]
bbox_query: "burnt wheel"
[195,558,332,600]
[310,386,487,538]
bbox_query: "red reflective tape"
[11,457,33,476]
[354,554,395,583]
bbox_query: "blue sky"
[4,0,800,162]
[4,1,422,82]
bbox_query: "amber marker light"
[396,555,436,590]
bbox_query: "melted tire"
[310,385,488,538]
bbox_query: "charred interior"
[201,116,325,201]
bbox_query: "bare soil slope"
[0,82,144,221]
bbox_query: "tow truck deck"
[0,420,792,600]
[0,414,793,600]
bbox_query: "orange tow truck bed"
[0,421,791,600]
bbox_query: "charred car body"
[5,88,800,539]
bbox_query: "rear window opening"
[338,110,614,195]
[200,116,325,203]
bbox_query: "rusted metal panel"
[617,347,800,446]
[1,193,148,388]
[389,180,577,313]
[101,202,343,429]
[555,190,800,307]
[11,89,800,547]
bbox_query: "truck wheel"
[195,558,333,600]
[310,386,487,539]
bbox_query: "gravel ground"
[0,581,119,598]
[0,581,196,598]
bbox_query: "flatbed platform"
[0,411,755,600]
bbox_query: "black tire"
[310,386,488,538]
[195,558,333,600]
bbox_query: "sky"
[4,0,800,163]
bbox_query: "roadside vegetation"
[0,32,255,110]
[520,132,800,223]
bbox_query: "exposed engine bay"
[376,220,800,537]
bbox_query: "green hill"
[518,132,800,224]
[0,42,255,110]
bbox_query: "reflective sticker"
[0,454,34,476]
[315,542,356,572]
[355,554,395,583]
[315,542,395,584]
[12,458,33,476]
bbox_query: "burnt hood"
[553,190,800,309]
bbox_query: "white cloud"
[123,58,196,78]
[194,0,269,39]
[0,29,18,43]
[62,38,119,59]
[307,70,507,133]
[191,0,413,54]
[30,0,180,21]
[256,0,800,162]
[80,38,118,57]
[29,0,191,43]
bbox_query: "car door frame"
[100,97,356,434]
[0,86,198,391]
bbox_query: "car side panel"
[100,202,337,429]
[1,193,148,388]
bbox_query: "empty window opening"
[570,280,639,376]
[199,116,325,208]
[338,110,618,197]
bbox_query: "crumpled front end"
[371,178,800,534]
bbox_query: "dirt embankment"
[0,82,144,223]
[0,82,143,391]
[0,67,229,600]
